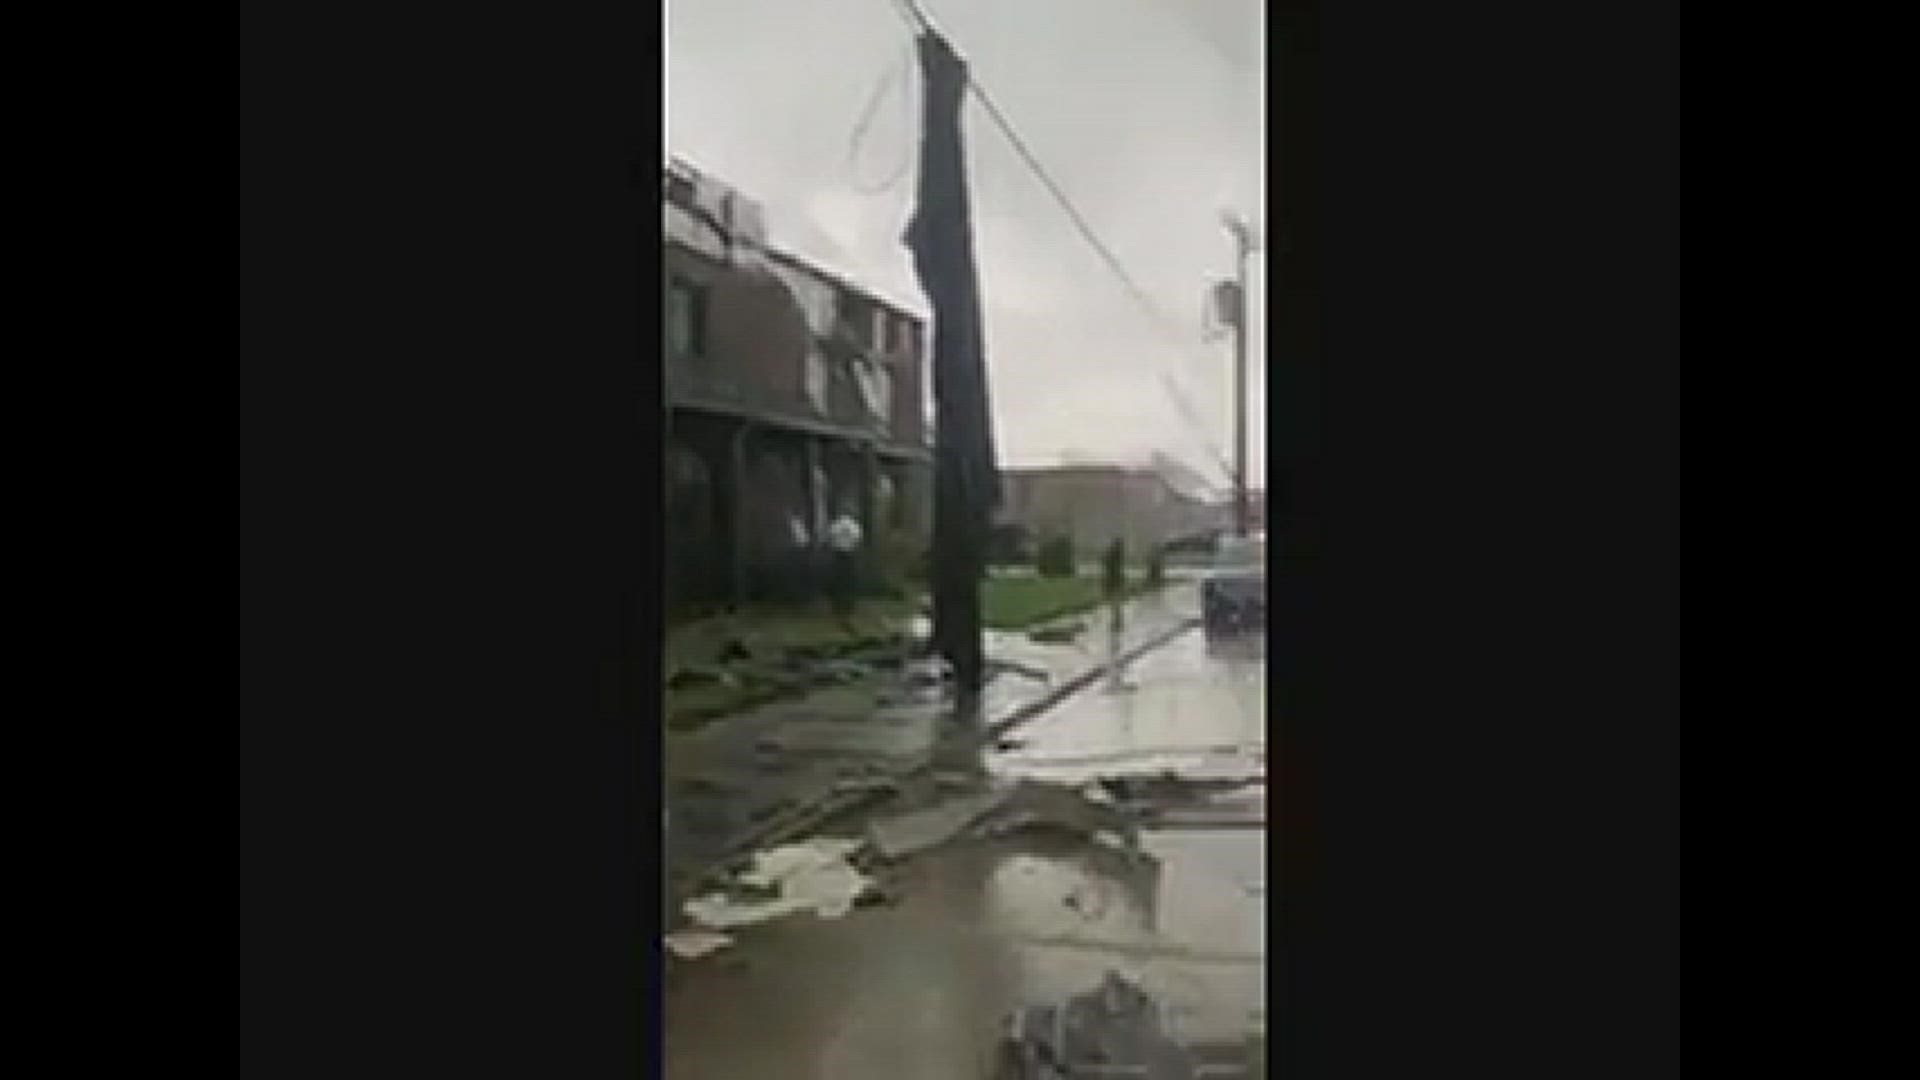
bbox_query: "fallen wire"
[997,744,1265,770]
[846,45,916,196]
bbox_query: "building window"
[885,314,911,358]
[804,350,829,414]
[838,293,875,351]
[668,276,708,359]
[876,366,893,427]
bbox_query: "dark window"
[668,277,708,359]
[896,317,919,360]
[666,173,696,208]
[838,293,874,350]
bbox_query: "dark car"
[1201,534,1266,638]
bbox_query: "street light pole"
[1223,213,1256,537]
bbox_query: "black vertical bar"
[905,31,999,701]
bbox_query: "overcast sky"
[667,0,1266,489]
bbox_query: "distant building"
[995,462,1229,558]
[663,158,930,606]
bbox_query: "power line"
[882,0,1239,486]
[846,46,916,195]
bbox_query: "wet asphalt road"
[662,620,1267,1079]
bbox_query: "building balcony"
[666,350,920,457]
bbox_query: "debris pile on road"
[860,763,1269,868]
[991,971,1199,1080]
[864,776,1152,863]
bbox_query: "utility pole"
[906,30,998,712]
[1222,213,1257,537]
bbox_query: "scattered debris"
[853,880,902,909]
[721,877,782,901]
[975,780,1147,857]
[1028,620,1085,645]
[866,777,1155,864]
[831,776,899,797]
[815,659,875,684]
[1097,772,1263,809]
[988,658,1051,683]
[993,971,1198,1079]
[868,788,1012,861]
[902,656,953,692]
[667,666,735,691]
[683,837,873,928]
[663,929,734,960]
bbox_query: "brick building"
[663,158,931,607]
[995,459,1228,559]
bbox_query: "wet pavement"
[662,612,1268,1079]
[663,587,1202,902]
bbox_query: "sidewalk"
[664,585,1200,903]
[662,609,1265,1080]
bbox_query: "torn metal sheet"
[682,893,812,930]
[663,929,735,960]
[683,837,875,928]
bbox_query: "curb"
[983,616,1200,740]
[669,616,1200,907]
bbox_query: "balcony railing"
[666,348,901,446]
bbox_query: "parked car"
[1201,533,1266,638]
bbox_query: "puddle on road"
[981,831,1264,1048]
[665,616,1266,1078]
[663,825,1264,1080]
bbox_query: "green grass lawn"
[662,574,1166,727]
[979,574,1159,631]
[663,598,920,731]
[665,599,917,671]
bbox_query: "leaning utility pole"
[905,30,999,710]
[1223,213,1257,537]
